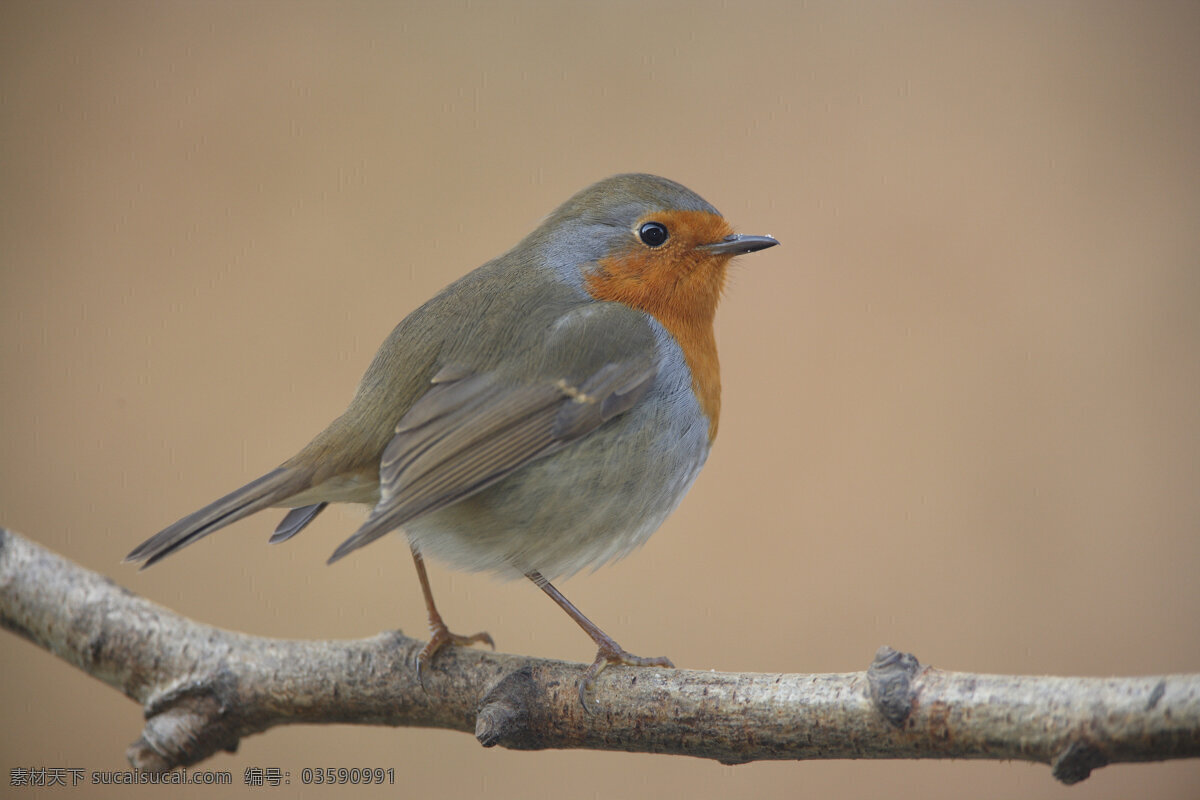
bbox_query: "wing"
[326,354,656,562]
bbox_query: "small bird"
[127,174,778,703]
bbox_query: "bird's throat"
[585,238,728,441]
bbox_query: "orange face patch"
[584,210,736,441]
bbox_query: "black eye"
[638,221,669,248]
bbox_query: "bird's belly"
[405,382,711,581]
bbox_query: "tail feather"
[270,502,328,543]
[126,468,309,567]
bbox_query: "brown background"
[2,2,1198,798]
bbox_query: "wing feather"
[326,357,655,562]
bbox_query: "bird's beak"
[701,233,780,255]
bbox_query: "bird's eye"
[637,221,669,248]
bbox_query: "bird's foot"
[414,623,494,689]
[578,643,674,711]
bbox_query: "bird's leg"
[411,546,493,685]
[526,571,674,709]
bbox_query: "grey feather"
[270,502,328,543]
[126,467,310,566]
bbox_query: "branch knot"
[868,646,921,727]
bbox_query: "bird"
[126,173,778,705]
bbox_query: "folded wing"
[326,357,655,562]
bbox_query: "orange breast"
[583,210,734,441]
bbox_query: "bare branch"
[2,527,1198,783]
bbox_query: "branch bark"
[2,527,1198,783]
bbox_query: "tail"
[126,467,311,567]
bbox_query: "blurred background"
[2,2,1198,798]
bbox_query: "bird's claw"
[577,645,674,712]
[414,626,495,691]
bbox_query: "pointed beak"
[701,233,780,255]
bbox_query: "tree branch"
[2,527,1197,783]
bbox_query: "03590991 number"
[301,767,395,785]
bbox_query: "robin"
[127,173,778,705]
